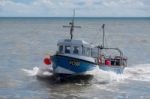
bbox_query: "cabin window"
[82,47,91,56]
[86,48,91,56]
[65,46,71,54]
[59,45,63,53]
[82,47,86,56]
[73,46,79,54]
[91,48,99,57]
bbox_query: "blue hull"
[51,55,97,74]
[99,66,125,74]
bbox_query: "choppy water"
[0,17,150,99]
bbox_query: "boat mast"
[70,9,75,39]
[63,9,81,40]
[102,24,105,48]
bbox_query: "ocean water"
[0,17,150,99]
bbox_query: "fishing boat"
[43,11,127,77]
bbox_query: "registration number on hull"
[69,60,80,66]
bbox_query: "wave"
[22,63,150,83]
[92,69,125,83]
[22,65,53,77]
[124,64,150,82]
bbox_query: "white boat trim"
[54,66,75,74]
[60,54,96,63]
[54,65,99,75]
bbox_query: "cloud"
[0,0,51,16]
[0,0,149,17]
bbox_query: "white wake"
[124,64,150,82]
[22,65,53,77]
[22,64,150,82]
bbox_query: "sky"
[0,0,149,17]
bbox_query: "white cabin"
[57,39,99,58]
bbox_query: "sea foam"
[22,64,150,82]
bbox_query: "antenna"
[70,9,75,39]
[102,24,105,48]
[63,9,81,40]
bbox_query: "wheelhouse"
[56,39,98,57]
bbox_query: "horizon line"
[0,16,150,18]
